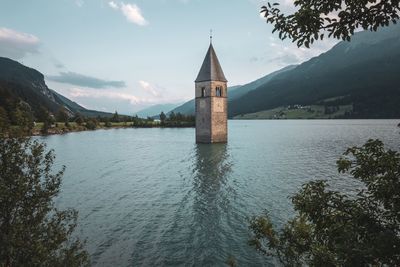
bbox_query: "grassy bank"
[234,105,353,119]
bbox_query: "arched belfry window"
[216,86,222,97]
[201,87,205,97]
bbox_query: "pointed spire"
[195,42,227,83]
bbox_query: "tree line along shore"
[0,104,195,137]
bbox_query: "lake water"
[39,120,400,266]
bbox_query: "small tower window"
[216,86,222,97]
[201,87,206,97]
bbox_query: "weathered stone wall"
[210,96,227,143]
[195,97,211,143]
[195,81,227,143]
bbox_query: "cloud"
[69,87,142,104]
[108,2,148,26]
[108,1,118,9]
[64,84,187,113]
[0,27,40,59]
[47,72,126,89]
[120,3,148,26]
[268,52,301,65]
[139,80,161,97]
[282,0,295,7]
[266,39,338,66]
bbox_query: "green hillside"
[169,99,195,116]
[235,105,353,119]
[0,57,111,119]
[135,103,181,118]
[229,24,400,119]
[51,90,112,118]
[170,66,296,116]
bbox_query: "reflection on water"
[192,143,233,213]
[191,144,234,264]
[41,120,400,266]
[156,143,239,266]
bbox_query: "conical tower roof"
[195,43,227,83]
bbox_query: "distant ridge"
[169,66,296,116]
[229,24,400,119]
[135,103,182,118]
[2,22,400,122]
[0,57,112,118]
[173,24,400,119]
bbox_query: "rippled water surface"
[40,120,400,266]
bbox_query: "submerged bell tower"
[195,36,228,143]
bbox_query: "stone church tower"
[195,40,228,143]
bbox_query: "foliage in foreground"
[0,137,89,266]
[250,139,400,266]
[261,0,399,47]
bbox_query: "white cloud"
[0,28,39,45]
[69,87,144,105]
[120,3,148,26]
[108,1,119,10]
[139,80,161,97]
[0,27,40,59]
[282,0,295,7]
[267,39,338,65]
[259,10,267,20]
[108,2,148,26]
[65,85,187,113]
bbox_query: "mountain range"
[0,57,111,119]
[134,103,182,118]
[1,24,400,120]
[169,66,296,115]
[171,23,400,119]
[230,23,400,118]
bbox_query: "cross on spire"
[210,29,212,44]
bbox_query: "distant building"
[195,39,227,143]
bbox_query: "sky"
[0,0,338,114]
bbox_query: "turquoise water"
[39,120,400,266]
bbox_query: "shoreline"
[31,124,195,137]
[29,119,400,137]
[232,118,400,123]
